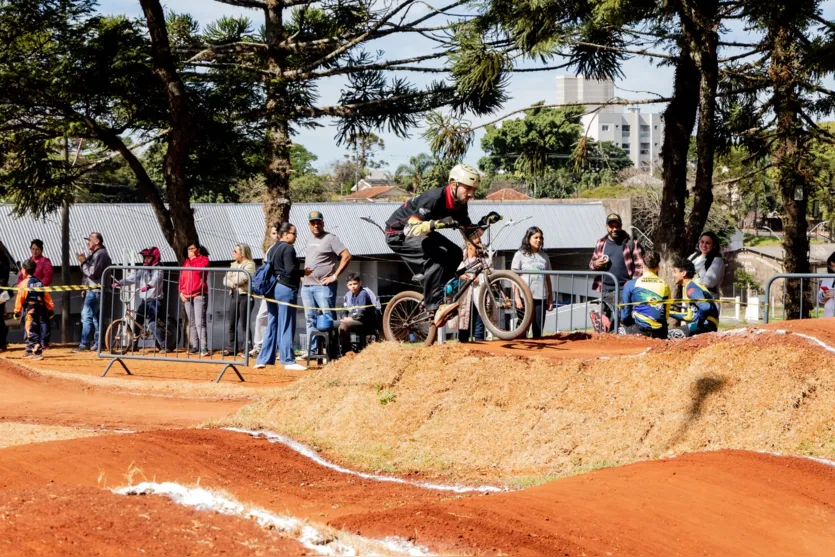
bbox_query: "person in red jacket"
[179,242,210,356]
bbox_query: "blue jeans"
[301,283,337,353]
[80,291,100,348]
[257,284,297,366]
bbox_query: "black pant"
[530,299,546,339]
[386,232,462,312]
[0,301,7,350]
[624,324,668,339]
[225,291,253,353]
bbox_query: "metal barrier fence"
[514,270,620,335]
[97,266,252,382]
[764,273,835,324]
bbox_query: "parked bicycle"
[105,285,177,354]
[362,216,535,346]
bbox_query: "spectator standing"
[589,213,644,332]
[73,232,112,352]
[18,240,54,348]
[619,251,670,339]
[15,259,53,361]
[301,211,352,356]
[179,242,210,356]
[670,257,719,337]
[687,231,726,296]
[250,224,280,357]
[512,227,554,338]
[223,243,256,356]
[118,247,165,349]
[818,252,835,318]
[457,242,485,343]
[256,223,307,371]
[339,273,377,355]
[0,249,9,352]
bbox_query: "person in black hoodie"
[255,222,309,371]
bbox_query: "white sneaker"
[249,347,261,357]
[254,363,266,369]
[284,363,307,371]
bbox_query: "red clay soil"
[466,331,660,360]
[0,360,244,430]
[2,429,835,556]
[5,346,307,385]
[0,485,305,556]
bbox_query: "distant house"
[485,188,531,201]
[342,185,410,202]
[351,170,392,192]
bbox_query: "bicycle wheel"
[383,291,435,345]
[105,319,133,354]
[477,270,534,340]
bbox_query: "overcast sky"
[98,1,835,173]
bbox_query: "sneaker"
[71,345,89,353]
[254,363,267,369]
[222,349,234,356]
[30,353,43,361]
[187,347,199,355]
[296,350,308,359]
[249,347,261,357]
[200,350,211,357]
[433,302,460,327]
[284,363,308,371]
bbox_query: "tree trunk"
[60,199,71,344]
[771,27,811,319]
[683,15,720,251]
[263,1,292,249]
[655,44,700,286]
[140,0,197,262]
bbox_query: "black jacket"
[270,242,303,288]
[385,185,472,234]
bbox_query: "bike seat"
[411,274,424,283]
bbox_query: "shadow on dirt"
[665,374,728,449]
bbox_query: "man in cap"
[385,163,500,326]
[588,213,644,332]
[301,211,352,356]
[73,232,112,352]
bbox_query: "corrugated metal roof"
[0,201,606,265]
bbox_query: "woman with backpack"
[179,242,210,356]
[255,223,309,371]
[688,231,725,296]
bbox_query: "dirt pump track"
[4,321,835,554]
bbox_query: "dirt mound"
[0,359,245,431]
[215,325,835,481]
[0,485,305,556]
[3,430,835,556]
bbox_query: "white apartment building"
[556,76,663,172]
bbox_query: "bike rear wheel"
[105,319,133,354]
[383,291,435,345]
[477,270,535,340]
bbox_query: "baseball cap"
[606,213,622,225]
[308,210,324,222]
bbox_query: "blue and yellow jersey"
[671,279,719,327]
[620,270,671,330]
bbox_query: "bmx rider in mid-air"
[384,164,499,326]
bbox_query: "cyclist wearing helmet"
[385,163,499,322]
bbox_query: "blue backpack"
[251,260,277,296]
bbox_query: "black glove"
[479,212,502,226]
[432,216,457,230]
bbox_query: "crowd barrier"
[97,266,252,383]
[513,271,620,335]
[764,273,835,323]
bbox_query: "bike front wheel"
[477,270,535,340]
[383,290,435,345]
[105,319,133,354]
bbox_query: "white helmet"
[448,163,481,188]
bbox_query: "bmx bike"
[104,285,177,354]
[362,217,535,346]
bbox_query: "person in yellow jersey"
[618,251,671,339]
[668,257,720,338]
